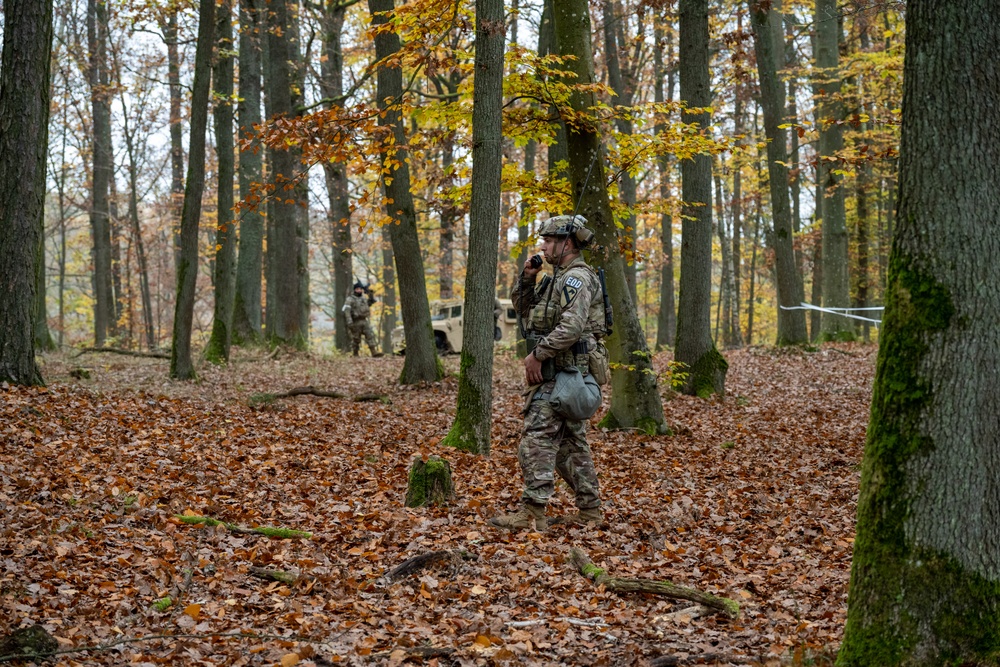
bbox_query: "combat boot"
[551,507,603,527]
[488,502,548,531]
[370,346,384,358]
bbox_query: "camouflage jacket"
[511,256,605,368]
[343,293,371,324]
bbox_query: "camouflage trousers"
[518,380,602,510]
[349,320,378,354]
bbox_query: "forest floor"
[0,342,876,667]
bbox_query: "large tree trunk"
[553,0,667,434]
[169,0,216,379]
[815,0,851,339]
[0,0,53,385]
[232,0,264,347]
[206,0,237,364]
[88,0,115,347]
[319,0,352,353]
[675,0,727,397]
[440,0,504,456]
[747,0,806,344]
[264,0,307,349]
[654,18,676,350]
[369,0,441,383]
[839,3,1000,664]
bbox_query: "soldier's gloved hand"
[522,262,541,280]
[524,352,544,386]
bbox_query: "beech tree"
[0,0,54,386]
[440,0,505,455]
[205,0,237,364]
[838,2,1000,664]
[369,0,441,384]
[232,0,265,346]
[815,0,850,338]
[674,0,726,396]
[553,0,668,435]
[747,0,806,345]
[170,0,216,380]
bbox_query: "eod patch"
[561,275,585,307]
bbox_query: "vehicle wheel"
[434,332,449,354]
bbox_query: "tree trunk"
[553,0,667,435]
[0,0,53,385]
[88,0,115,347]
[379,225,396,354]
[675,0,727,397]
[369,0,442,383]
[815,0,851,339]
[714,170,733,348]
[748,0,806,344]
[170,0,216,379]
[405,457,454,507]
[263,0,307,349]
[654,19,676,350]
[730,90,744,348]
[232,0,264,347]
[853,23,872,342]
[601,0,637,303]
[839,3,1000,664]
[206,0,237,364]
[164,6,185,275]
[34,233,55,352]
[440,0,504,456]
[319,0,352,354]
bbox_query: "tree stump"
[405,456,454,507]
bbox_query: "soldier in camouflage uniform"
[489,215,606,531]
[342,282,383,357]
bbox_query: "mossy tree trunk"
[552,0,668,435]
[839,3,1000,664]
[369,0,441,383]
[405,457,454,508]
[170,0,216,380]
[0,0,53,386]
[205,0,237,365]
[674,0,727,397]
[440,0,504,456]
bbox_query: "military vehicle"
[392,298,519,354]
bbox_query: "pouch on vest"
[588,341,610,386]
[549,366,602,421]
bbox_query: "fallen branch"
[0,631,320,664]
[650,653,743,666]
[371,646,455,660]
[353,392,389,403]
[174,515,312,539]
[249,566,299,585]
[74,346,170,359]
[568,548,739,619]
[248,386,347,406]
[385,550,454,582]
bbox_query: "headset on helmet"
[539,214,594,248]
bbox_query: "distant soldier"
[343,282,383,357]
[489,215,608,531]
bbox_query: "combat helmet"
[538,215,594,247]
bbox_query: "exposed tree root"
[74,346,170,359]
[174,514,312,539]
[568,548,739,619]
